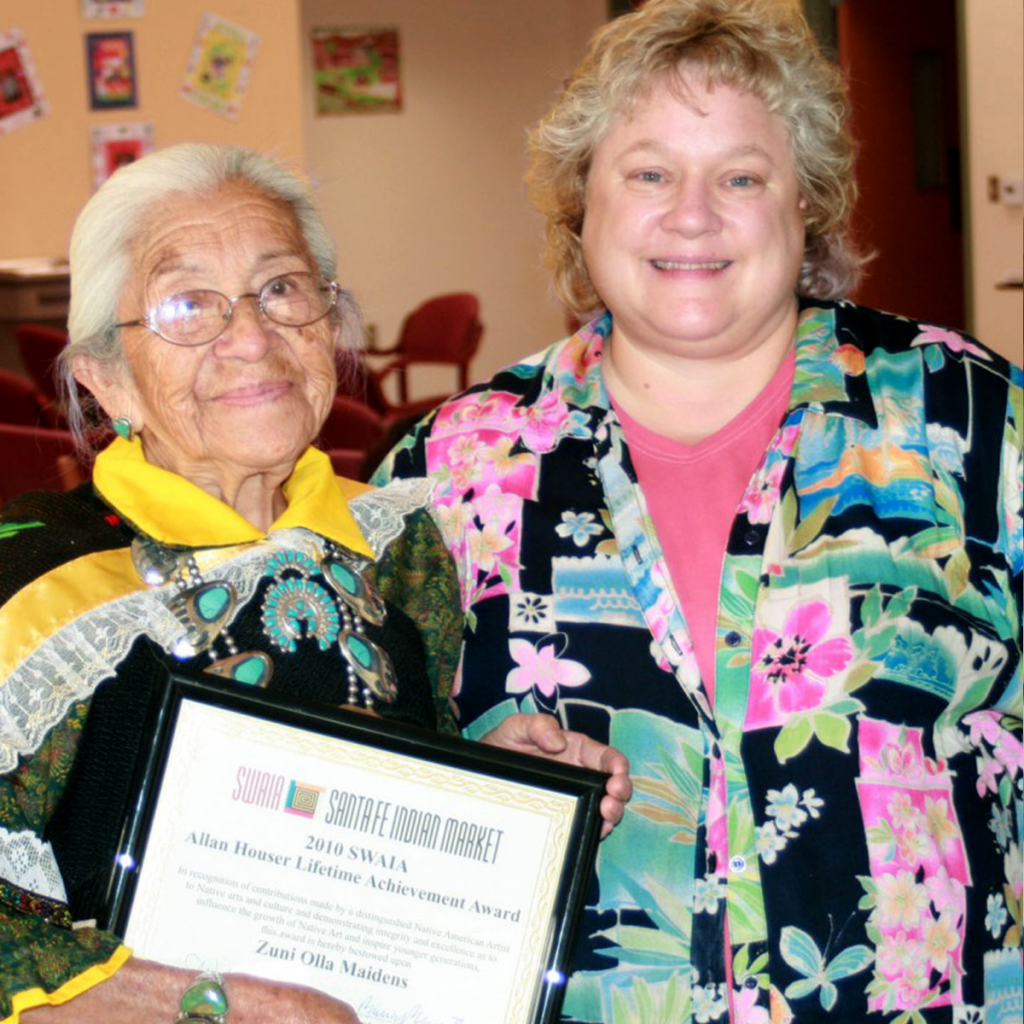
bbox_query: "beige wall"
[300,0,605,397]
[0,0,306,260]
[300,0,1020,393]
[960,0,1023,364]
[1,0,605,395]
[2,2,1018,383]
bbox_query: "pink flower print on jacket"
[461,484,525,602]
[446,433,489,492]
[426,388,571,500]
[964,708,1024,784]
[705,752,730,876]
[466,521,514,576]
[738,460,787,524]
[433,480,526,608]
[506,636,591,699]
[911,325,991,360]
[746,599,853,727]
[855,717,969,1013]
[519,391,573,454]
[733,983,770,1024]
[428,422,538,502]
[738,424,798,524]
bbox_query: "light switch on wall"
[989,175,1024,206]
[999,177,1023,206]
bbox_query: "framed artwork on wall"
[86,31,137,110]
[311,27,402,115]
[180,14,260,121]
[91,122,154,189]
[0,28,49,136]
[82,0,145,17]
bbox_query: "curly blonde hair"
[526,0,866,319]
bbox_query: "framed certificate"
[103,671,606,1024]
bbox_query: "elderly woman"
[374,1,1023,1021]
[0,144,630,1023]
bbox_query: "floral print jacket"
[374,299,1023,1024]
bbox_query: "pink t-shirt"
[612,349,794,703]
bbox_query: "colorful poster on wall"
[180,14,259,120]
[86,32,137,110]
[91,122,153,189]
[0,29,48,136]
[311,27,401,115]
[82,0,145,17]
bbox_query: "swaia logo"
[232,766,285,809]
[284,780,324,818]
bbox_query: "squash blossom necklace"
[131,535,397,709]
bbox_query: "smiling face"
[582,74,807,367]
[80,183,338,487]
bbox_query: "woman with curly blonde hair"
[527,0,865,315]
[378,1,1023,1021]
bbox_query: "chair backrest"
[336,349,390,417]
[16,323,68,405]
[325,448,369,482]
[0,423,84,505]
[319,395,385,452]
[0,368,45,426]
[396,293,482,365]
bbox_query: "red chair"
[319,395,386,452]
[335,350,446,427]
[336,349,391,417]
[318,395,390,484]
[0,369,46,426]
[0,424,85,504]
[367,293,482,412]
[16,323,68,408]
[325,448,370,482]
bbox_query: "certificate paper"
[110,676,603,1024]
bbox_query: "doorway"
[829,0,965,330]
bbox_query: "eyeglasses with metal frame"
[115,271,339,347]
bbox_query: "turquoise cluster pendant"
[258,543,397,708]
[261,576,340,653]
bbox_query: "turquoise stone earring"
[112,416,135,441]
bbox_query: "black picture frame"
[85,31,137,110]
[103,669,606,1024]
